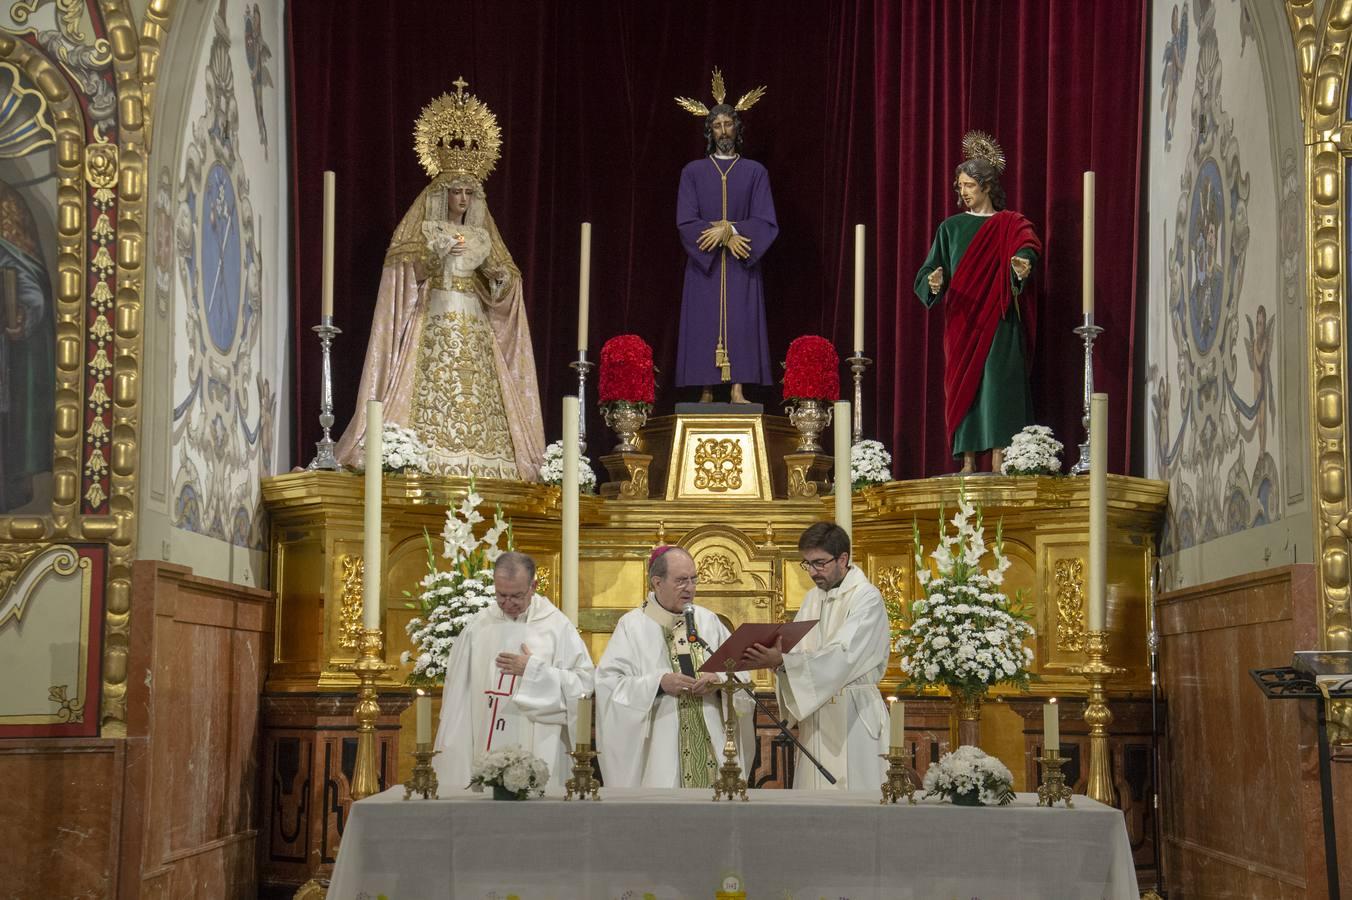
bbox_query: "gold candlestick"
[1036,751,1073,808]
[404,742,440,800]
[879,747,917,804]
[712,666,748,801]
[343,628,395,801]
[1071,630,1124,806]
[564,747,601,800]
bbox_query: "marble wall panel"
[1159,565,1327,897]
[0,739,122,898]
[122,560,272,899]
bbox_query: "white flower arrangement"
[469,746,550,799]
[353,423,432,474]
[538,439,597,493]
[401,486,513,684]
[1000,425,1063,476]
[851,439,893,490]
[895,492,1036,701]
[922,745,1015,806]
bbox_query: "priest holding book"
[742,523,891,790]
[594,546,754,788]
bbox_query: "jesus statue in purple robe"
[676,104,778,403]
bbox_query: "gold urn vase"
[786,398,833,452]
[602,402,648,453]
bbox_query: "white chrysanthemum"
[1001,424,1064,476]
[538,440,598,491]
[850,439,893,487]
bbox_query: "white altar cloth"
[327,786,1138,899]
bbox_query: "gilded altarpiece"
[261,439,1168,889]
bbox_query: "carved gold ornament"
[877,566,910,646]
[1054,557,1086,653]
[697,552,739,585]
[961,130,1006,173]
[338,555,364,651]
[693,438,743,492]
[675,67,768,118]
[413,77,502,183]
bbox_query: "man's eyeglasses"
[799,554,842,572]
[666,576,699,589]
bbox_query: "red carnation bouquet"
[599,334,656,409]
[782,335,840,402]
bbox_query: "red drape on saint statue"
[942,211,1043,445]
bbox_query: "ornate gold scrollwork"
[337,555,364,651]
[692,438,743,492]
[48,684,84,723]
[1054,557,1086,653]
[0,542,44,605]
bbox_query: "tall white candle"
[834,400,852,536]
[853,224,865,352]
[1088,393,1108,631]
[1043,700,1060,752]
[562,396,580,623]
[889,698,905,749]
[1082,171,1095,317]
[416,689,431,745]
[577,223,592,352]
[576,695,592,750]
[363,400,383,631]
[322,171,335,320]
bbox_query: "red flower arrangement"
[599,334,656,407]
[782,335,840,401]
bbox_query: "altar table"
[326,785,1138,899]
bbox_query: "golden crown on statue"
[413,76,503,183]
[675,66,768,117]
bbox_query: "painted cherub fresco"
[244,3,273,158]
[1161,3,1189,150]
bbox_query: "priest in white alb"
[594,546,754,788]
[432,551,594,794]
[742,523,890,790]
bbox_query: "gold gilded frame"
[0,1,156,736]
[1288,1,1351,651]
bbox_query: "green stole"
[642,596,718,788]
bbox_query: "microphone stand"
[686,630,837,786]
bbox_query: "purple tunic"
[676,156,778,386]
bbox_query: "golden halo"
[413,77,502,182]
[961,130,1006,173]
[675,66,768,118]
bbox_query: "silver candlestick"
[1069,314,1103,476]
[568,351,594,454]
[846,354,872,444]
[307,317,342,471]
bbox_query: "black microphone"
[683,602,699,645]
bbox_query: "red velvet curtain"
[874,1,1145,475]
[288,0,1142,478]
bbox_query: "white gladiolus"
[898,489,1036,698]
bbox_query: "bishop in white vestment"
[744,523,890,790]
[432,553,595,794]
[595,547,754,788]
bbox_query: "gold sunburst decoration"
[413,76,502,182]
[961,130,1006,173]
[675,67,768,117]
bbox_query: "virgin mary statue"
[336,80,544,480]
